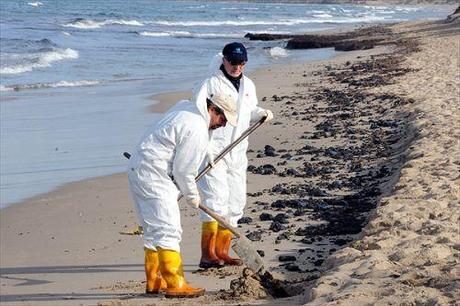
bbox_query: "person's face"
[223,57,246,78]
[208,106,227,130]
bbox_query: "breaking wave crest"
[269,47,288,58]
[63,18,144,29]
[138,31,242,39]
[1,80,100,91]
[150,16,389,27]
[1,48,79,75]
[27,2,43,7]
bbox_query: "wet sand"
[1,14,459,306]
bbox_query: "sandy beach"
[1,10,459,306]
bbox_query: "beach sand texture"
[1,14,459,306]
[305,18,460,305]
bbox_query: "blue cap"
[222,42,248,63]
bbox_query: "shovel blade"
[232,235,264,273]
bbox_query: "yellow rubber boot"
[215,226,243,266]
[144,248,167,294]
[158,248,205,298]
[199,221,224,269]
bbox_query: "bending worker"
[127,79,237,298]
[195,42,274,269]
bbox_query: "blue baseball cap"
[222,42,248,63]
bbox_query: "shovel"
[124,116,267,272]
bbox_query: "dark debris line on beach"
[232,29,423,298]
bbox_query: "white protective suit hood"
[208,52,224,75]
[194,68,238,128]
[192,52,225,117]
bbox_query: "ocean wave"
[151,20,296,26]
[269,47,288,58]
[1,48,78,75]
[2,80,100,91]
[221,7,259,11]
[63,18,144,29]
[316,16,389,24]
[138,31,170,37]
[1,38,56,51]
[378,10,396,15]
[138,31,242,39]
[395,7,420,12]
[363,5,391,10]
[150,16,390,27]
[0,85,14,92]
[313,14,333,18]
[28,2,43,7]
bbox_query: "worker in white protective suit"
[127,80,237,298]
[195,42,274,269]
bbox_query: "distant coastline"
[201,0,458,5]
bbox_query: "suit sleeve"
[172,125,208,203]
[249,82,266,122]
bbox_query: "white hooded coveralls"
[127,100,210,252]
[196,67,265,227]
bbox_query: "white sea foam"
[152,20,294,26]
[63,19,102,29]
[395,7,420,12]
[269,47,288,58]
[63,19,143,29]
[138,31,241,39]
[221,7,259,11]
[28,2,43,7]
[107,19,144,26]
[363,5,390,10]
[1,48,78,75]
[49,80,100,88]
[0,85,13,92]
[151,16,389,27]
[138,31,170,37]
[313,14,333,18]
[379,10,396,15]
[3,80,100,91]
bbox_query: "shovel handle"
[177,116,266,202]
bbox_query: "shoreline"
[0,43,341,209]
[0,39,340,210]
[1,14,458,306]
[1,45,382,211]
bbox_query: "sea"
[0,0,452,208]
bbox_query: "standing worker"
[195,42,274,269]
[127,79,237,298]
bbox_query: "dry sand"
[1,15,459,306]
